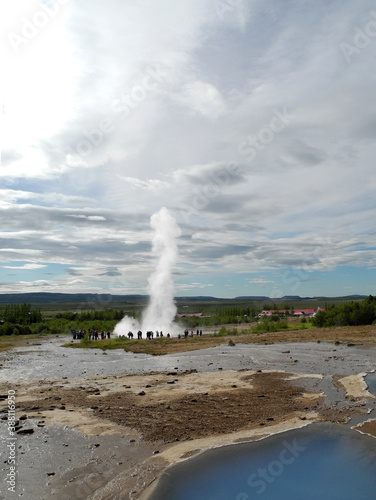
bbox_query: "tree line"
[0,303,42,324]
[0,305,131,336]
[312,295,376,327]
[54,309,126,321]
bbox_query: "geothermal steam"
[114,207,181,337]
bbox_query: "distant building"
[258,307,324,318]
[176,312,203,318]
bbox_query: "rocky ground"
[0,325,376,499]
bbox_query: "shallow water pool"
[148,423,376,500]
[366,371,376,396]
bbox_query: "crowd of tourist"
[71,328,111,340]
[179,329,203,338]
[117,330,170,340]
[71,328,205,341]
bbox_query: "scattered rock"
[138,391,146,396]
[167,381,175,385]
[47,472,55,476]
[228,340,235,346]
[17,428,34,435]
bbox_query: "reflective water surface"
[148,423,376,500]
[366,371,376,396]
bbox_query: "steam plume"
[114,207,181,337]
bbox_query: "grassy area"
[63,335,216,355]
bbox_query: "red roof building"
[259,307,324,318]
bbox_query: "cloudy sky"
[1,0,376,298]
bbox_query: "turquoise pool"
[148,423,376,500]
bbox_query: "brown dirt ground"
[16,371,322,444]
[355,419,376,437]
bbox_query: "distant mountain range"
[0,293,148,305]
[0,292,369,305]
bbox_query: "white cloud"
[1,0,376,296]
[118,176,170,191]
[248,278,274,284]
[3,263,47,270]
[176,81,226,119]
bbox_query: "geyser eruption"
[141,207,181,333]
[114,207,181,337]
